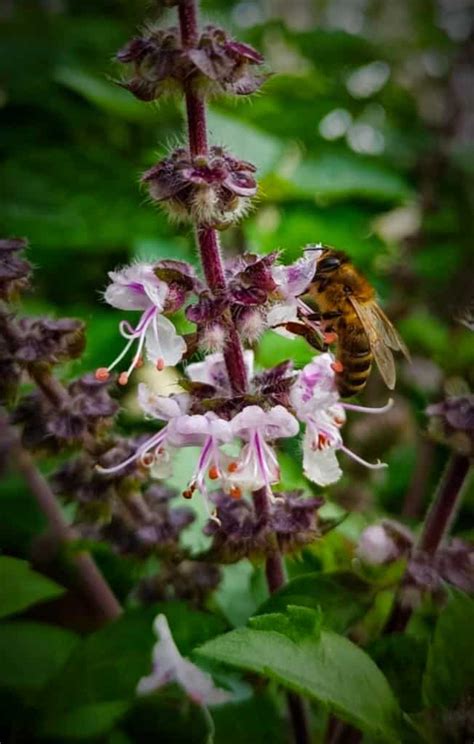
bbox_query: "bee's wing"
[372,304,411,361]
[349,297,398,389]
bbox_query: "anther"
[156,358,165,371]
[227,462,238,473]
[229,485,242,500]
[141,452,155,467]
[95,367,110,382]
[118,372,129,386]
[317,433,328,449]
[208,465,220,480]
[331,360,344,374]
[134,356,144,369]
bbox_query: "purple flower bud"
[204,490,323,562]
[142,146,257,227]
[427,395,474,456]
[15,317,86,365]
[136,560,221,605]
[188,25,266,96]
[117,24,265,102]
[117,26,184,102]
[0,237,31,300]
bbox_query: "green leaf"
[40,701,129,740]
[423,591,474,710]
[250,605,322,642]
[255,572,371,633]
[0,621,78,691]
[213,693,286,744]
[124,686,211,744]
[41,606,158,714]
[369,634,428,713]
[198,608,401,742]
[0,556,65,619]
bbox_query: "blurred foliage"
[1,0,473,742]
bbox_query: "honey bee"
[302,247,410,397]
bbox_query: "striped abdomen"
[336,322,373,398]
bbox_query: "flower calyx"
[143,146,257,228]
[117,23,265,102]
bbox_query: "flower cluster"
[143,146,257,228]
[0,237,31,300]
[427,393,474,456]
[98,349,392,518]
[204,489,324,562]
[117,24,265,102]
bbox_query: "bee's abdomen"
[336,325,372,398]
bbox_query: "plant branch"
[11,427,121,622]
[386,452,471,634]
[177,3,310,740]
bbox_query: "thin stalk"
[252,489,310,744]
[177,3,310,741]
[418,453,470,553]
[386,452,471,634]
[11,431,121,622]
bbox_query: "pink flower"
[95,263,186,386]
[224,405,299,496]
[137,614,230,706]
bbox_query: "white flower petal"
[137,383,186,420]
[145,314,186,368]
[266,302,299,336]
[186,350,254,389]
[265,405,300,439]
[105,263,166,311]
[137,615,230,706]
[303,430,342,486]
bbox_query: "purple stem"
[252,489,310,743]
[11,431,121,622]
[418,453,470,553]
[385,452,470,635]
[178,0,248,396]
[177,3,310,741]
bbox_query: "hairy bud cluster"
[12,374,118,452]
[143,146,257,228]
[117,24,265,102]
[0,237,31,300]
[427,394,474,456]
[203,490,324,562]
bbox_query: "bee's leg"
[306,311,343,322]
[275,321,327,352]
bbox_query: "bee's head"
[316,249,348,275]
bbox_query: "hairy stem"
[386,452,471,634]
[11,429,121,622]
[252,488,311,744]
[177,3,309,740]
[179,0,247,395]
[418,453,470,553]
